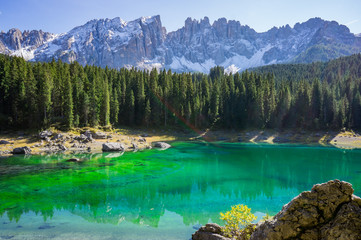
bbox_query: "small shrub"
[261,213,273,222]
[220,204,257,239]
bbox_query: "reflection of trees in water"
[1,143,361,227]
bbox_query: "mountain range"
[1,15,361,73]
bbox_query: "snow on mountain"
[1,16,361,73]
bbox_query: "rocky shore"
[0,128,176,156]
[192,180,361,240]
[1,128,361,156]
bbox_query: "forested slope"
[1,54,361,131]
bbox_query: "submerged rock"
[250,180,361,240]
[66,158,81,162]
[153,142,171,149]
[102,142,125,152]
[12,146,32,154]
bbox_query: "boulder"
[132,142,139,151]
[250,180,361,240]
[12,146,32,154]
[75,134,88,142]
[0,150,11,156]
[138,137,147,142]
[153,142,171,149]
[58,144,67,151]
[51,133,63,140]
[102,143,125,152]
[0,140,11,144]
[39,130,53,139]
[66,158,81,162]
[84,130,93,139]
[192,223,230,240]
[93,132,107,139]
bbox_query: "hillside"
[1,54,361,131]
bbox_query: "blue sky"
[0,0,360,34]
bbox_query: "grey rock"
[75,134,88,142]
[0,140,11,144]
[12,146,32,154]
[192,223,230,240]
[132,142,139,151]
[39,130,53,139]
[66,158,80,162]
[0,150,11,155]
[51,133,63,140]
[138,137,146,142]
[250,180,361,240]
[58,144,67,151]
[92,132,107,139]
[102,142,125,152]
[153,142,171,149]
[83,130,94,142]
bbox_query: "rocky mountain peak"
[1,16,360,72]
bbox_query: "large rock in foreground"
[102,143,124,152]
[250,179,361,240]
[192,180,361,240]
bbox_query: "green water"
[1,142,361,240]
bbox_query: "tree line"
[0,53,361,131]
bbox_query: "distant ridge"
[1,16,361,73]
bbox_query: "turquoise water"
[1,142,361,239]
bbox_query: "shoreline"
[1,128,361,157]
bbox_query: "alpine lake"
[1,141,361,240]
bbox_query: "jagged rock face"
[1,16,361,72]
[0,29,55,58]
[34,16,165,69]
[250,180,361,240]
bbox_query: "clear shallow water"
[1,142,361,240]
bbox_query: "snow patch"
[224,64,240,74]
[169,56,216,72]
[135,57,164,71]
[11,47,35,60]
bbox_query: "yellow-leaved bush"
[220,204,257,238]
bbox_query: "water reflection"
[1,142,361,228]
